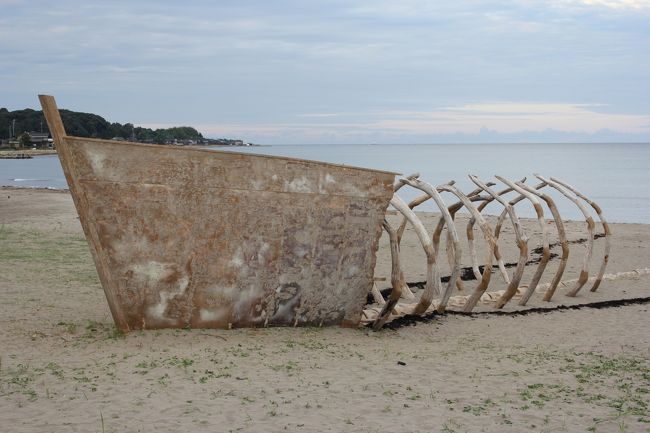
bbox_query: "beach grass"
[0,225,98,286]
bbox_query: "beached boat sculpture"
[41,95,615,331]
[39,95,397,331]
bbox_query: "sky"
[1,0,649,144]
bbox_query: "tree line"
[0,107,204,144]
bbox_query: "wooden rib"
[432,187,491,292]
[396,192,430,244]
[401,178,461,313]
[390,194,441,314]
[477,178,527,284]
[444,228,458,290]
[393,172,420,192]
[438,184,496,312]
[437,185,494,275]
[370,282,386,305]
[372,220,403,330]
[549,176,611,292]
[395,180,458,296]
[516,181,569,301]
[466,217,483,280]
[495,176,550,305]
[394,191,433,298]
[467,184,518,284]
[535,174,595,297]
[469,175,528,308]
[397,180,457,245]
[395,192,431,299]
[434,202,465,291]
[490,183,545,299]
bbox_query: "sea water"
[1,143,648,223]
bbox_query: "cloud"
[373,103,650,134]
[558,0,650,10]
[1,0,648,143]
[141,102,650,143]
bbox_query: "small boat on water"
[39,95,396,331]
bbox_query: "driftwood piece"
[515,181,570,301]
[436,195,483,291]
[391,173,432,300]
[397,193,430,244]
[390,194,441,314]
[536,174,595,297]
[438,184,496,312]
[395,180,458,294]
[393,173,420,193]
[464,178,524,285]
[468,183,520,283]
[396,180,457,244]
[549,176,611,292]
[495,176,550,305]
[372,220,403,329]
[370,283,386,305]
[432,186,494,291]
[400,178,462,313]
[469,175,529,309]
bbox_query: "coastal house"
[28,131,51,148]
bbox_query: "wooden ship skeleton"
[40,95,614,331]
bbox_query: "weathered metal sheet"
[39,95,396,331]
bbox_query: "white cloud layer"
[143,103,650,143]
[0,0,648,143]
[561,0,650,10]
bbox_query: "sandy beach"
[1,188,648,433]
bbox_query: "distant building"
[28,132,50,148]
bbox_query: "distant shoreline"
[0,142,263,159]
[0,149,58,158]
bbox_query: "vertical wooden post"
[38,95,67,145]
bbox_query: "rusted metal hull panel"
[58,137,395,330]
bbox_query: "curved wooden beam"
[395,180,461,295]
[469,175,529,308]
[515,181,569,301]
[400,178,461,313]
[431,186,494,291]
[372,219,404,330]
[437,184,496,312]
[495,176,550,305]
[464,178,525,286]
[396,180,457,245]
[549,176,611,292]
[393,172,420,192]
[390,194,441,314]
[466,183,520,284]
[535,174,595,297]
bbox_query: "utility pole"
[11,119,16,139]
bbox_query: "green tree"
[17,132,31,149]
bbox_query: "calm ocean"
[2,143,649,223]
